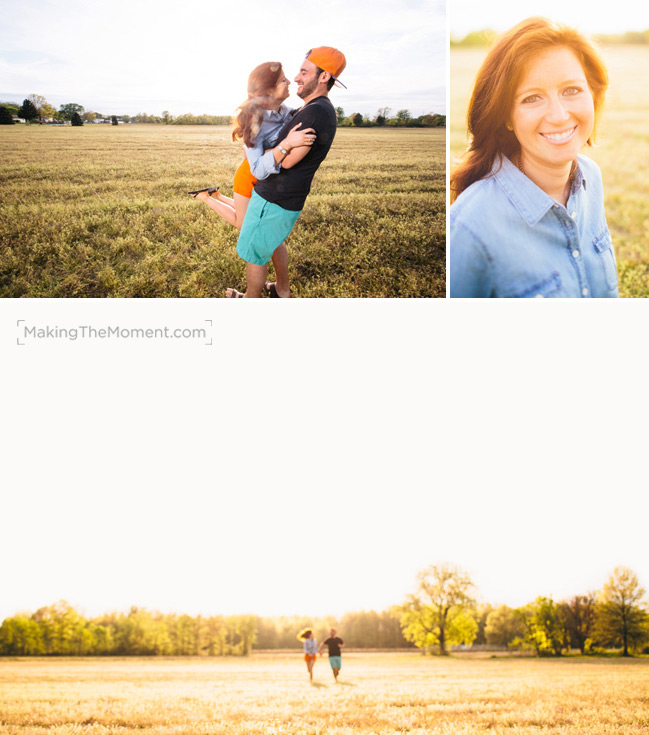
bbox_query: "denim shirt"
[244,103,295,181]
[450,154,618,298]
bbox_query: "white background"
[2,299,648,621]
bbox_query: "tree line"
[0,603,412,657]
[0,95,444,129]
[3,565,646,658]
[398,564,649,657]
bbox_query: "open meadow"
[1,652,649,734]
[451,45,649,298]
[0,126,445,298]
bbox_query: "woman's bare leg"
[203,193,250,229]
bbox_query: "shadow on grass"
[310,681,327,688]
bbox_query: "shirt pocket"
[509,271,563,298]
[592,229,618,291]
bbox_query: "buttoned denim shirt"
[450,154,618,298]
[244,103,295,181]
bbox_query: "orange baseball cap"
[305,47,347,89]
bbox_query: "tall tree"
[19,99,39,123]
[395,109,412,125]
[71,112,84,127]
[60,103,85,121]
[27,94,55,121]
[560,593,596,654]
[398,563,476,655]
[596,567,649,656]
[517,597,567,656]
[0,106,15,125]
[485,605,525,646]
[375,107,391,125]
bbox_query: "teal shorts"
[236,190,301,266]
[329,656,342,669]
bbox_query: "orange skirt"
[233,157,257,198]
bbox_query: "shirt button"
[571,211,577,219]
[582,288,589,296]
[535,294,545,298]
[572,250,580,258]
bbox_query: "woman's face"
[272,73,290,103]
[509,46,595,170]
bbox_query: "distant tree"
[517,597,567,656]
[421,113,446,127]
[60,103,85,121]
[452,29,497,47]
[375,107,391,125]
[398,563,477,655]
[484,605,525,646]
[27,94,55,121]
[0,106,15,125]
[111,115,118,125]
[1,102,19,116]
[83,111,97,122]
[560,593,597,653]
[351,112,363,126]
[472,604,493,645]
[395,109,412,125]
[71,112,84,126]
[19,99,39,123]
[0,615,43,654]
[335,106,345,124]
[595,567,649,656]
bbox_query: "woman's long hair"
[232,62,284,147]
[451,18,608,201]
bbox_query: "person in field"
[189,61,317,229]
[450,18,618,298]
[297,627,318,681]
[225,46,346,298]
[318,627,344,681]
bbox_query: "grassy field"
[451,45,649,298]
[0,125,445,298]
[1,652,649,734]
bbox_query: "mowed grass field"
[451,45,649,298]
[0,126,445,298]
[1,653,649,734]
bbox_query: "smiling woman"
[449,17,617,298]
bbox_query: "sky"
[2,300,648,624]
[451,0,649,39]
[0,0,445,118]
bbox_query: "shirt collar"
[492,155,587,227]
[264,104,287,120]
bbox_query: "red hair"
[232,62,284,148]
[451,18,608,201]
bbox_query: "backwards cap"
[306,47,347,89]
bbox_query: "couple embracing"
[191,46,346,298]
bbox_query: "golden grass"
[1,653,648,734]
[0,126,445,298]
[451,45,649,298]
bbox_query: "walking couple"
[190,46,346,297]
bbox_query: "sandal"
[264,282,288,298]
[188,187,220,197]
[225,288,245,298]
